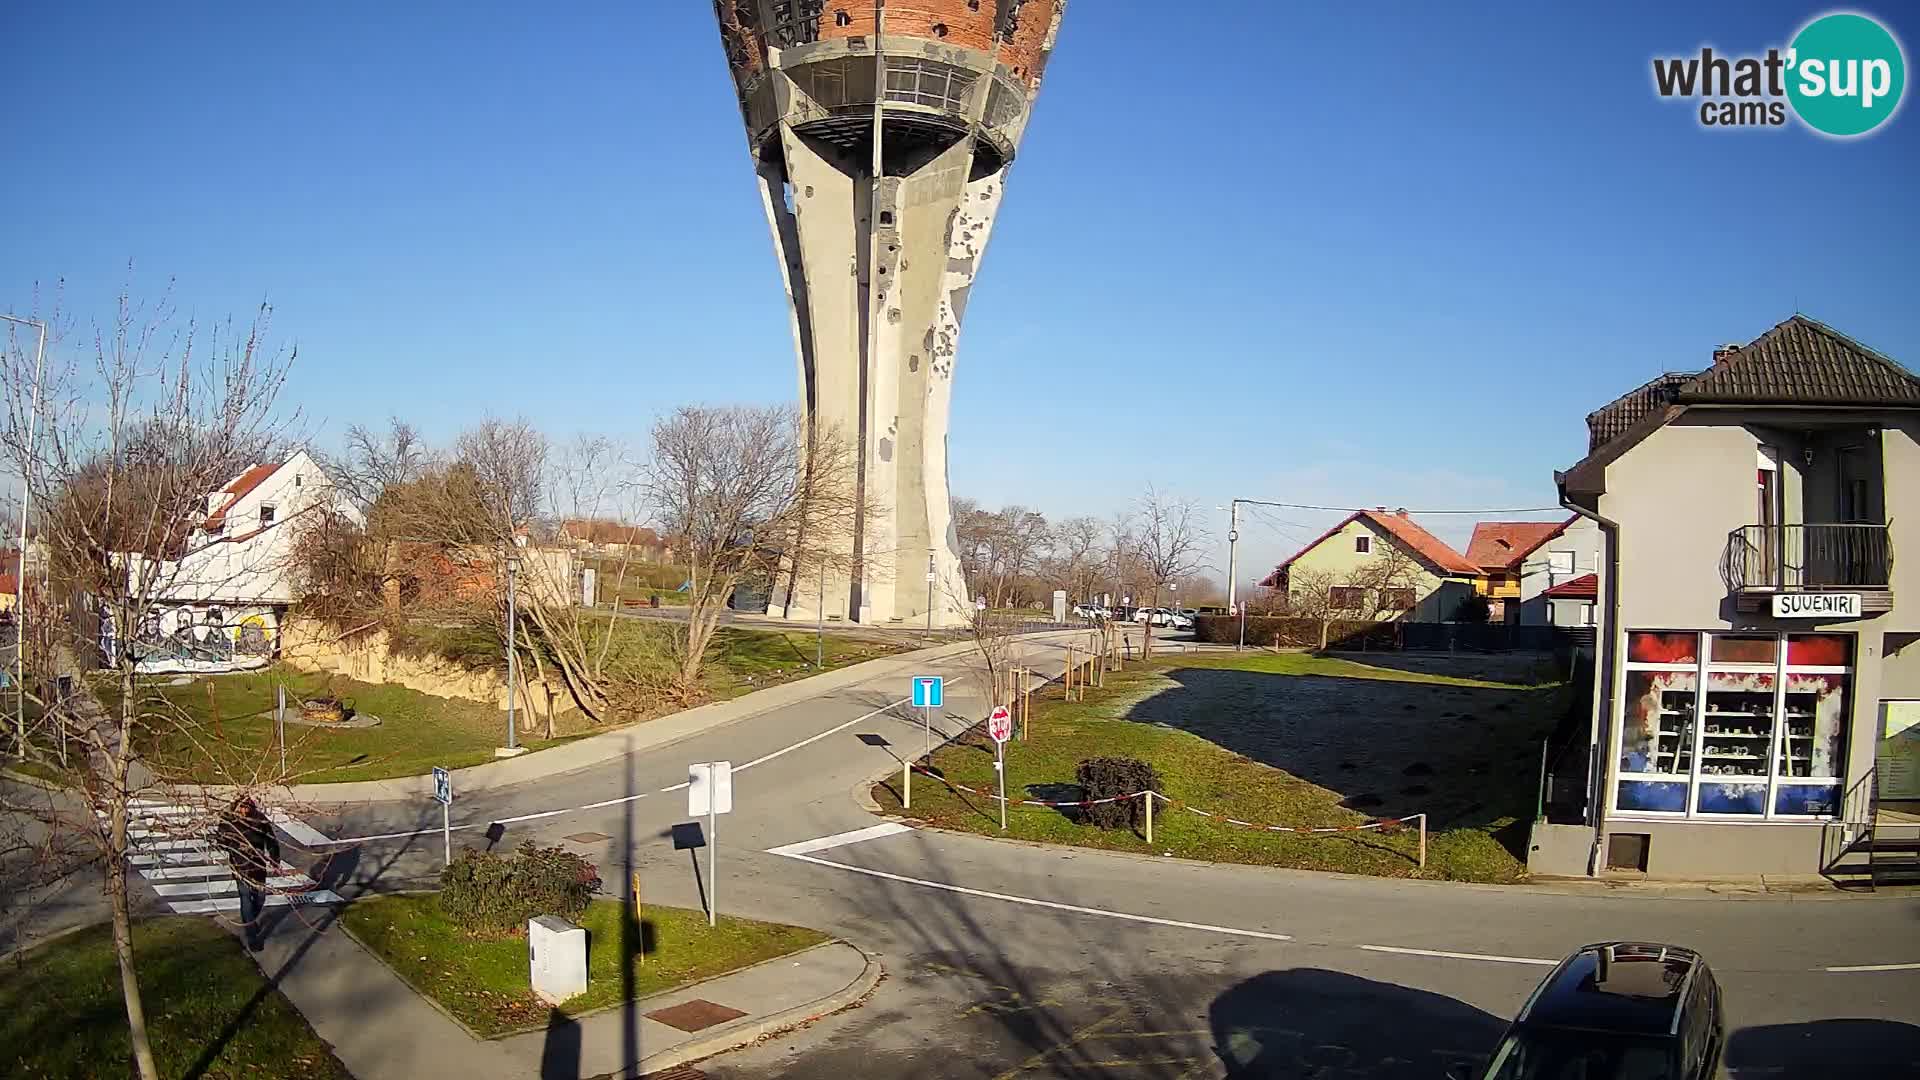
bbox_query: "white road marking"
[168,890,344,915]
[733,694,917,773]
[265,806,334,847]
[767,822,913,857]
[770,849,1292,943]
[1824,962,1920,973]
[331,690,929,842]
[1359,945,1558,967]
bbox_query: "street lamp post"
[504,556,521,750]
[3,315,47,760]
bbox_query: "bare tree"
[954,502,1051,610]
[321,417,430,512]
[1051,515,1108,607]
[1124,486,1209,660]
[1,287,300,1080]
[643,405,865,695]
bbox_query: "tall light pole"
[3,315,47,760]
[504,555,521,750]
[1221,500,1241,619]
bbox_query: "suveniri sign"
[1773,593,1862,618]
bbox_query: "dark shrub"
[440,841,602,936]
[1075,756,1162,831]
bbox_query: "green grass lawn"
[0,917,350,1079]
[106,667,581,786]
[701,626,906,699]
[102,624,903,785]
[341,893,829,1037]
[874,651,1565,883]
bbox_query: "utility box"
[1052,590,1067,623]
[527,915,588,1004]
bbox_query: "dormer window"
[259,504,276,526]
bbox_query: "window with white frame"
[1548,550,1575,575]
[1614,631,1851,820]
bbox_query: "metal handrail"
[1720,522,1892,591]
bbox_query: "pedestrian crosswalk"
[109,798,344,916]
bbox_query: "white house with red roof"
[124,450,358,670]
[1463,516,1601,626]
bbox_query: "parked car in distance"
[1071,603,1109,620]
[1464,942,1723,1080]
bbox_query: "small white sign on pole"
[688,761,733,926]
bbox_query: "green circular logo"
[1787,12,1906,136]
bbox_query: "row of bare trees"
[953,489,1220,614]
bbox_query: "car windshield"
[1483,1029,1676,1080]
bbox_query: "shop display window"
[1614,631,1853,820]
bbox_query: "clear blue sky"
[4,1,1915,583]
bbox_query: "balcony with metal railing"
[1720,523,1894,614]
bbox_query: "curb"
[631,941,884,1077]
[880,817,1911,903]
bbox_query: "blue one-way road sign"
[912,675,943,709]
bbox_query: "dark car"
[1466,942,1724,1080]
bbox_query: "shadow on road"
[1210,968,1502,1078]
[810,836,1507,1080]
[1726,1018,1920,1079]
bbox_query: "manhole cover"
[563,831,611,844]
[645,999,747,1032]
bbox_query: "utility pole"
[1224,499,1240,620]
[504,555,521,750]
[3,315,47,760]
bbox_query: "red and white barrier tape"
[906,766,1420,833]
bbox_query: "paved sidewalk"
[257,906,876,1080]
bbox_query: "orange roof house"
[1258,508,1481,622]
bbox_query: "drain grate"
[563,831,611,844]
[645,998,748,1032]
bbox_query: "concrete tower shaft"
[711,2,1067,626]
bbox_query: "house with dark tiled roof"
[1536,315,1920,882]
[1258,508,1480,622]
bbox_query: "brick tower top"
[714,1,1068,174]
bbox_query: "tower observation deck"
[712,1,1068,626]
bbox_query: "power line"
[1234,498,1564,516]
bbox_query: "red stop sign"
[987,705,1013,743]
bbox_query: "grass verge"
[103,624,904,785]
[341,893,829,1037]
[874,651,1564,883]
[0,917,350,1079]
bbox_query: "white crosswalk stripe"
[107,801,343,914]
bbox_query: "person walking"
[215,796,279,952]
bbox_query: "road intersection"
[124,633,1920,1076]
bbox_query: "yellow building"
[1259,509,1481,622]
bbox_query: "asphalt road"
[66,632,1920,1077]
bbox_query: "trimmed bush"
[439,841,602,936]
[1075,756,1161,831]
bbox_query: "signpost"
[432,766,453,865]
[275,684,287,774]
[688,761,734,927]
[987,705,1013,831]
[912,675,943,757]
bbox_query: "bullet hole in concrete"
[887,308,902,324]
[805,185,814,198]
[931,23,948,38]
[879,210,894,226]
[877,437,893,462]
[908,355,920,372]
[967,0,979,9]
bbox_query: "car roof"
[1519,943,1702,1038]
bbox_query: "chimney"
[1395,507,1408,517]
[1712,342,1742,366]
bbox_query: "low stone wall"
[277,617,565,723]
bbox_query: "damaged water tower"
[711,1,1068,626]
